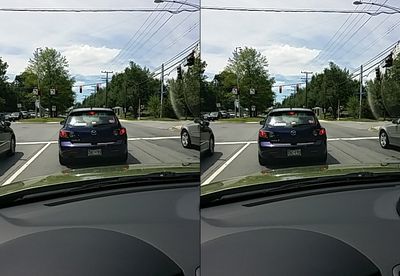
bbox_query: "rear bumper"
[59,140,127,159]
[258,140,327,160]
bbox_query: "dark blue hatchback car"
[258,108,327,165]
[58,108,128,165]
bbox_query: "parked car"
[379,118,400,148]
[181,119,214,155]
[0,119,16,157]
[58,108,128,165]
[9,112,21,121]
[220,111,229,119]
[208,112,220,121]
[20,111,29,119]
[258,108,327,165]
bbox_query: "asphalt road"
[0,120,199,185]
[201,120,400,185]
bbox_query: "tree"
[225,47,275,115]
[380,53,400,118]
[25,48,75,116]
[147,94,161,118]
[0,57,11,111]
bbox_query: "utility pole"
[35,47,42,118]
[359,65,363,119]
[301,71,313,108]
[101,70,113,108]
[160,63,164,118]
[235,47,241,117]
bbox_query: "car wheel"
[7,136,16,156]
[59,154,68,166]
[207,136,215,156]
[379,131,390,149]
[258,154,268,166]
[181,130,191,148]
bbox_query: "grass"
[118,116,189,121]
[20,117,64,123]
[321,117,386,122]
[219,117,263,123]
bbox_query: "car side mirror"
[202,120,210,127]
[259,120,265,125]
[392,119,399,124]
[194,118,200,124]
[4,121,11,127]
[60,120,65,125]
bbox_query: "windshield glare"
[67,112,117,127]
[266,112,317,127]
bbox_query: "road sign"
[35,100,40,108]
[50,89,56,95]
[250,88,255,95]
[235,99,239,108]
[33,88,38,95]
[232,88,238,95]
[52,105,56,111]
[17,103,22,108]
[216,103,221,108]
[251,105,256,111]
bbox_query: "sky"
[201,0,400,103]
[0,0,199,103]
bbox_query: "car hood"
[201,163,400,195]
[1,163,199,197]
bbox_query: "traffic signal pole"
[301,71,313,108]
[101,70,113,108]
[160,63,164,118]
[359,65,363,119]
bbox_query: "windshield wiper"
[201,171,400,207]
[0,171,199,208]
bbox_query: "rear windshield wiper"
[201,171,400,207]
[0,172,199,208]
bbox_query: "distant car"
[379,118,400,148]
[208,112,220,121]
[0,119,16,157]
[58,108,128,165]
[9,112,21,121]
[220,111,229,119]
[21,111,29,119]
[258,108,327,165]
[28,111,36,118]
[181,119,214,155]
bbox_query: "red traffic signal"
[79,86,83,93]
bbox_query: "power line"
[0,8,197,13]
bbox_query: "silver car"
[379,118,400,148]
[180,119,215,155]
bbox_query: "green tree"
[225,47,275,116]
[25,48,75,116]
[147,94,161,118]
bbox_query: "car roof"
[269,108,314,113]
[69,108,114,114]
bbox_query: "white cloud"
[62,45,120,75]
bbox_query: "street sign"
[35,100,40,108]
[140,105,145,110]
[232,88,238,95]
[216,103,221,108]
[33,88,38,95]
[50,89,56,95]
[234,99,239,108]
[250,88,255,95]
[17,103,22,108]
[251,105,256,111]
[52,105,56,111]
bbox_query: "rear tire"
[207,136,215,156]
[7,136,16,156]
[379,130,390,149]
[258,154,268,166]
[181,130,191,148]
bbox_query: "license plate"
[88,149,102,156]
[287,149,301,157]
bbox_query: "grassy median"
[19,117,64,123]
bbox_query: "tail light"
[314,128,326,136]
[59,130,72,138]
[114,128,127,136]
[259,130,269,139]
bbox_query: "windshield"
[0,0,200,190]
[200,0,400,195]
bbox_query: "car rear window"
[66,111,118,127]
[266,111,317,127]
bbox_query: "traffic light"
[186,51,195,66]
[383,53,393,68]
[177,66,182,80]
[279,86,282,93]
[296,84,300,92]
[96,83,100,92]
[79,86,83,93]
[375,67,381,81]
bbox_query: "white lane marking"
[215,137,378,145]
[3,142,52,186]
[16,136,181,146]
[202,142,251,186]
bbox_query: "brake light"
[319,128,326,136]
[59,130,71,138]
[88,111,96,116]
[119,128,127,136]
[259,130,269,139]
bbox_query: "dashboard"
[0,183,199,276]
[201,184,400,276]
